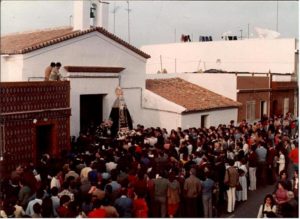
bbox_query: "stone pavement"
[222,184,275,218]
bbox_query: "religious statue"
[109,86,133,137]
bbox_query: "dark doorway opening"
[36,125,52,160]
[201,115,208,128]
[260,101,267,119]
[272,100,278,116]
[80,94,103,132]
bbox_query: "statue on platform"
[109,86,133,137]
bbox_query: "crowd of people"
[0,113,298,218]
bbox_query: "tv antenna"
[125,1,132,43]
[111,2,120,34]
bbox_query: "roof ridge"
[1,26,150,59]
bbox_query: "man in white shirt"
[25,189,44,216]
[50,170,62,190]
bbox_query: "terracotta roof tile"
[1,27,150,59]
[146,78,241,112]
[64,66,125,73]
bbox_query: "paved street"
[222,184,275,218]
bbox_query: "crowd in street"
[0,113,298,218]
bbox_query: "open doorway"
[201,115,209,128]
[36,125,52,160]
[272,100,278,116]
[260,101,267,119]
[80,94,103,132]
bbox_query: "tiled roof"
[146,78,241,112]
[64,66,125,73]
[1,26,150,59]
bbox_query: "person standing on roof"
[44,62,55,81]
[49,62,62,81]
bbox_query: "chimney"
[73,0,91,31]
[91,1,109,29]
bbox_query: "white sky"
[1,0,299,48]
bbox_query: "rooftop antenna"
[247,23,250,39]
[126,1,132,43]
[69,15,73,26]
[112,2,120,34]
[276,0,279,32]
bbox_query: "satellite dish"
[254,27,280,39]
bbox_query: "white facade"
[141,38,297,74]
[73,0,91,31]
[181,108,238,130]
[1,55,24,82]
[142,88,238,132]
[69,73,119,136]
[142,109,182,132]
[1,31,148,137]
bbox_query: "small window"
[246,101,255,122]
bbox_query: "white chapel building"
[1,0,151,137]
[1,0,242,135]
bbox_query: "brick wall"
[237,76,269,90]
[237,91,270,122]
[0,81,71,174]
[271,81,298,116]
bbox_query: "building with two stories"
[141,38,298,122]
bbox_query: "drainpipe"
[269,72,272,117]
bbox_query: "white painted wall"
[141,38,296,74]
[1,55,24,82]
[142,85,238,132]
[272,75,293,82]
[142,108,182,132]
[93,1,109,29]
[73,0,91,31]
[181,108,238,129]
[141,89,184,131]
[70,76,119,136]
[1,31,147,137]
[143,89,185,113]
[122,88,144,127]
[20,32,146,89]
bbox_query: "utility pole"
[276,0,279,32]
[247,23,250,39]
[240,29,243,40]
[126,1,131,43]
[112,2,120,34]
[160,55,163,72]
